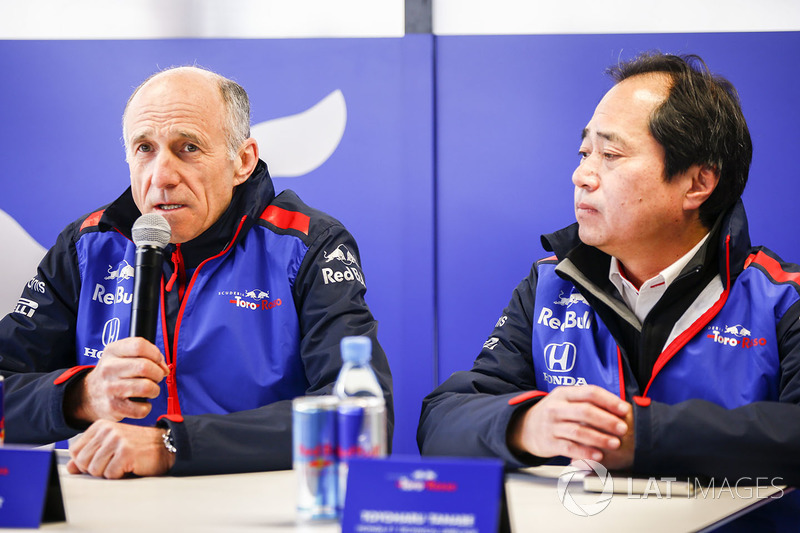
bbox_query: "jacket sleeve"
[164,222,393,476]
[418,266,547,468]
[0,224,87,443]
[633,299,800,486]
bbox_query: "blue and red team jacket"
[419,199,800,485]
[0,160,393,475]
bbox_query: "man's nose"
[572,156,599,190]
[151,152,180,188]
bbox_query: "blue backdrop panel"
[0,36,434,456]
[435,32,800,382]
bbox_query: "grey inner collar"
[555,258,642,332]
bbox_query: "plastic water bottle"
[334,336,387,513]
[334,336,383,398]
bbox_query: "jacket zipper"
[160,217,249,416]
[641,234,732,397]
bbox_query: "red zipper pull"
[165,245,183,292]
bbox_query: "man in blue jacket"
[0,66,393,478]
[418,52,800,485]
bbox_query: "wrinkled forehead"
[124,71,224,136]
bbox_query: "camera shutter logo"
[557,460,613,516]
[543,342,577,372]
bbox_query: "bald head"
[123,66,251,161]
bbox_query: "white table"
[16,457,790,532]
[506,466,788,532]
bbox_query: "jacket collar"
[100,159,275,270]
[540,198,752,287]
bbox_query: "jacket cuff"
[53,365,95,385]
[54,366,95,433]
[503,393,549,468]
[156,414,191,475]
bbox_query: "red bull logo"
[537,308,592,332]
[323,244,359,266]
[338,443,383,459]
[321,266,365,286]
[554,289,588,308]
[91,284,133,306]
[321,244,366,287]
[297,443,336,468]
[104,260,135,282]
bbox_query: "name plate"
[0,446,66,528]
[342,456,509,533]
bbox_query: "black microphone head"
[132,213,171,249]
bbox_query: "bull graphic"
[554,290,587,308]
[244,289,269,300]
[104,260,135,281]
[323,244,359,267]
[724,324,752,337]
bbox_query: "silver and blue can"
[292,395,339,521]
[336,396,387,511]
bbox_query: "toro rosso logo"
[706,324,766,349]
[395,469,457,493]
[225,288,282,311]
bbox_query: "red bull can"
[292,395,338,521]
[336,396,387,510]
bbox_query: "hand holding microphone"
[130,213,172,342]
[66,214,172,424]
[127,213,172,404]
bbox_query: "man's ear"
[233,138,259,186]
[684,164,719,211]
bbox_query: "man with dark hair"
[0,66,393,478]
[417,52,800,484]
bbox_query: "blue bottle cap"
[341,336,372,363]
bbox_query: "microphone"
[130,213,171,343]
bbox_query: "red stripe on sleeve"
[79,210,105,232]
[508,390,548,405]
[259,205,310,235]
[53,365,95,385]
[745,251,800,285]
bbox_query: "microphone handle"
[129,245,164,404]
[129,245,163,343]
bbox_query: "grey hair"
[122,66,251,161]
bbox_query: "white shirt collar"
[609,233,710,323]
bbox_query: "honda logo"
[543,342,576,372]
